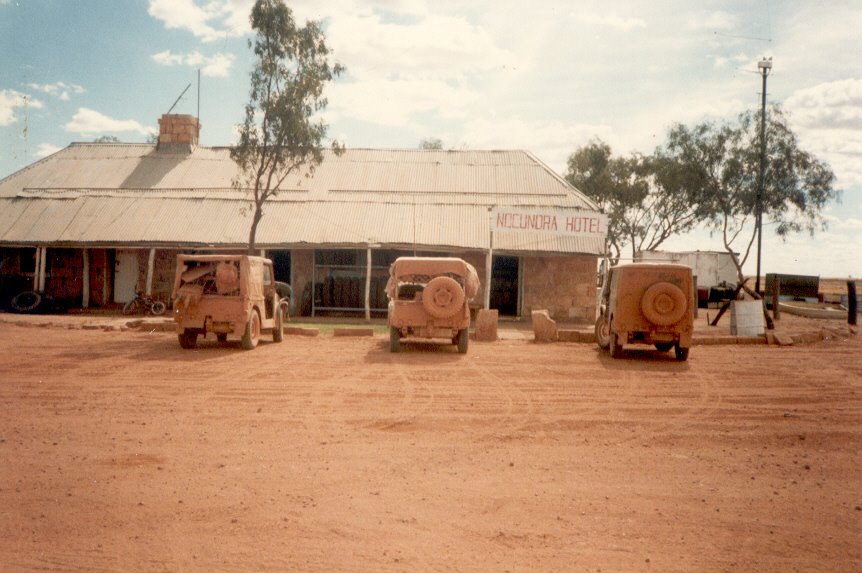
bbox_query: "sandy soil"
[0,318,859,572]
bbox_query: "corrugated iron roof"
[0,144,604,254]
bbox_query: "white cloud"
[327,78,480,128]
[575,12,646,31]
[321,6,522,139]
[148,0,251,42]
[0,89,43,126]
[26,81,85,101]
[63,108,155,137]
[713,52,749,70]
[686,10,736,31]
[785,78,862,187]
[459,117,616,172]
[36,143,63,158]
[151,50,235,78]
[328,11,515,82]
[822,213,862,232]
[785,78,862,130]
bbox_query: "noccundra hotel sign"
[492,208,608,239]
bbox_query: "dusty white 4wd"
[172,254,286,350]
[595,263,694,361]
[386,257,480,353]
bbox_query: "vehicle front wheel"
[150,300,167,316]
[594,316,610,350]
[389,327,400,353]
[241,311,261,350]
[178,329,197,349]
[674,344,690,361]
[456,328,469,354]
[655,342,673,352]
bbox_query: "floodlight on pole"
[754,57,772,296]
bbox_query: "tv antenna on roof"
[166,83,192,115]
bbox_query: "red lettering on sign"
[496,211,605,235]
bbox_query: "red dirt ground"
[0,316,859,572]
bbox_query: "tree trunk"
[248,207,262,255]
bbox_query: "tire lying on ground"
[10,291,42,313]
[640,282,687,326]
[421,276,465,319]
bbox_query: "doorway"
[490,255,519,316]
[114,249,138,303]
[269,250,291,284]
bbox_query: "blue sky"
[1,0,860,278]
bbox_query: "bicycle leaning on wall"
[122,291,167,316]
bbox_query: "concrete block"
[531,310,558,343]
[284,327,320,337]
[774,333,795,346]
[474,309,498,342]
[558,329,594,343]
[333,328,374,337]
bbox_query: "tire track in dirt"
[461,360,536,439]
[3,323,860,572]
[374,367,437,432]
[608,369,723,447]
[361,354,439,432]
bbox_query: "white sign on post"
[491,208,608,238]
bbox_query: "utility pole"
[755,57,772,296]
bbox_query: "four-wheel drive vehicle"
[595,263,694,361]
[172,254,286,350]
[386,257,480,354]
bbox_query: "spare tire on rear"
[421,276,465,319]
[11,291,42,313]
[640,282,687,326]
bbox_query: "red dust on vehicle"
[172,254,285,350]
[386,257,480,353]
[596,263,694,361]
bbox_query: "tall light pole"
[754,57,772,295]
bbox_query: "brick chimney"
[157,113,200,152]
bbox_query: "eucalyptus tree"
[231,0,344,253]
[663,105,839,295]
[564,140,703,263]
